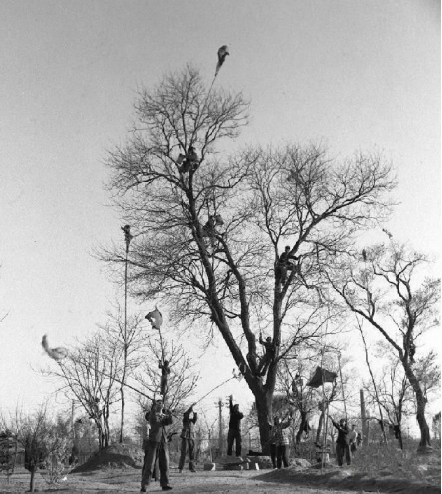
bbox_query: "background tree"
[364,349,415,450]
[329,240,440,450]
[102,65,395,451]
[99,307,147,443]
[3,405,70,492]
[43,331,121,450]
[134,335,199,414]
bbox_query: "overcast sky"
[0,1,439,422]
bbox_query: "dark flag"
[307,366,337,388]
[215,45,229,76]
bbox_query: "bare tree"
[101,65,395,451]
[2,404,70,492]
[43,332,121,450]
[329,241,440,450]
[133,334,199,414]
[99,307,147,443]
[365,351,414,449]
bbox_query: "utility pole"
[120,224,133,443]
[215,398,224,456]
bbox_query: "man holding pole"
[141,399,173,492]
[227,395,243,457]
[178,403,197,473]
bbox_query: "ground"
[0,442,439,493]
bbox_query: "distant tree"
[101,64,395,451]
[99,307,147,443]
[4,405,70,492]
[43,331,121,449]
[133,333,199,414]
[329,241,440,450]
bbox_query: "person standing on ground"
[273,413,293,468]
[348,424,358,454]
[178,403,197,473]
[329,416,351,467]
[227,395,244,457]
[268,418,278,469]
[141,399,173,492]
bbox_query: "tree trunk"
[254,389,273,455]
[120,385,125,443]
[29,467,36,492]
[296,410,308,444]
[402,360,431,450]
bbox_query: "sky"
[0,1,440,428]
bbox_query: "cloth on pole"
[215,45,229,76]
[307,366,337,388]
[41,334,68,361]
[145,307,163,330]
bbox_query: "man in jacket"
[178,403,197,473]
[141,399,173,492]
[273,414,292,468]
[227,395,244,457]
[330,416,351,466]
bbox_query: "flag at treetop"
[215,45,229,77]
[307,366,337,388]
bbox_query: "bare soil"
[0,442,439,493]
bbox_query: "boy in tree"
[159,360,171,396]
[256,332,278,377]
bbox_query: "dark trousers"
[336,442,351,466]
[257,354,272,376]
[178,438,195,470]
[227,429,242,456]
[270,443,277,468]
[141,440,170,488]
[276,444,289,468]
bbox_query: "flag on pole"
[307,366,337,388]
[215,45,229,76]
[41,334,68,361]
[145,307,163,330]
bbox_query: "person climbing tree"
[159,360,171,396]
[179,146,199,174]
[178,403,197,473]
[277,246,298,283]
[256,332,278,377]
[227,395,244,457]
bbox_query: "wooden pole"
[338,353,347,420]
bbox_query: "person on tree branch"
[178,146,199,173]
[159,360,170,396]
[227,395,244,457]
[256,332,278,377]
[277,246,298,283]
[178,403,197,473]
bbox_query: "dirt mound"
[256,465,440,494]
[72,443,144,473]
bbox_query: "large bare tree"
[329,240,440,450]
[102,65,395,450]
